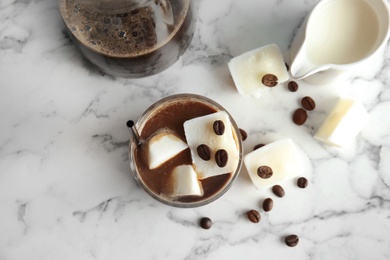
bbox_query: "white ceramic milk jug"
[290,0,390,83]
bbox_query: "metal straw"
[126,120,142,146]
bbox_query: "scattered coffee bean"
[262,198,274,212]
[297,177,308,188]
[262,74,278,87]
[200,217,212,229]
[197,144,211,161]
[292,108,308,125]
[253,143,265,150]
[272,185,285,197]
[287,81,299,92]
[239,128,248,141]
[257,165,273,179]
[285,234,299,247]
[247,210,261,223]
[215,149,228,167]
[301,96,316,111]
[213,120,225,135]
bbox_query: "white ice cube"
[314,97,369,147]
[166,165,203,198]
[184,111,239,179]
[244,139,303,190]
[147,130,188,169]
[228,43,289,98]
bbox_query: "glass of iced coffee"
[127,94,243,208]
[59,0,196,78]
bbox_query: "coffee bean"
[239,128,248,141]
[262,74,278,87]
[213,120,225,135]
[200,217,212,229]
[253,143,265,150]
[215,149,228,167]
[257,166,273,179]
[262,198,274,212]
[292,108,308,125]
[285,234,299,247]
[287,81,299,92]
[297,177,308,188]
[197,144,211,161]
[247,210,261,223]
[272,185,285,197]
[301,96,316,111]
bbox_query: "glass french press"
[59,0,196,78]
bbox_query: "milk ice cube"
[228,43,289,98]
[244,139,303,190]
[184,111,239,179]
[314,97,369,147]
[147,130,188,169]
[166,165,204,198]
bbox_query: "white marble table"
[1,0,390,259]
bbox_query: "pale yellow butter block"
[228,44,289,98]
[314,98,369,147]
[244,139,303,190]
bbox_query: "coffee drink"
[129,94,242,207]
[59,0,196,77]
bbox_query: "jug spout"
[288,16,328,80]
[290,50,329,80]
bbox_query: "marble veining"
[1,0,390,259]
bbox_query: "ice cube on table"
[184,111,239,179]
[244,139,303,190]
[314,97,369,147]
[147,130,188,169]
[228,43,289,98]
[167,165,204,198]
